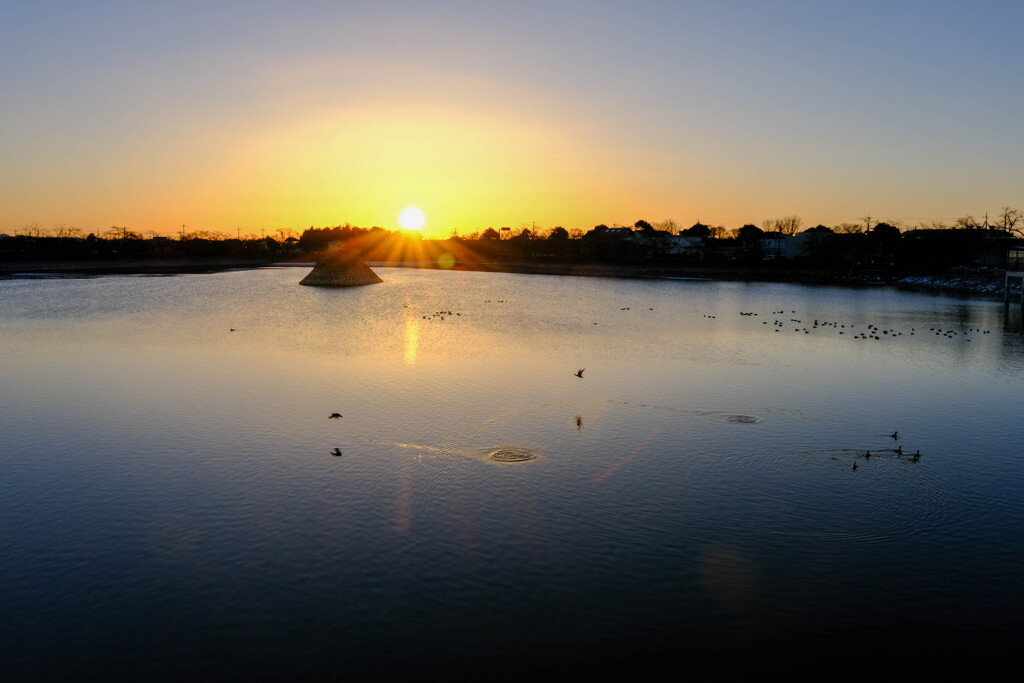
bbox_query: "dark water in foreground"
[2,268,1023,677]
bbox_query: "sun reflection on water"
[404,315,420,365]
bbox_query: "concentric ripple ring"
[490,447,538,462]
[719,414,760,424]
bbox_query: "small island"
[299,250,382,287]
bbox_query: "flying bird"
[329,413,342,419]
[575,369,585,378]
[330,448,342,457]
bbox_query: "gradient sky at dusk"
[2,1,1022,238]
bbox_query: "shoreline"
[369,260,1017,301]
[2,257,1015,300]
[0,257,272,277]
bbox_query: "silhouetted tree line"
[4,210,1021,277]
[0,231,292,262]
[422,217,1020,275]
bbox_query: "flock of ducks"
[722,309,993,342]
[421,309,462,321]
[851,431,922,470]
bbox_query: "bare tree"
[105,226,142,239]
[761,215,803,235]
[955,215,979,230]
[192,230,226,240]
[782,215,803,235]
[657,219,679,235]
[834,222,864,234]
[21,221,45,237]
[52,223,82,238]
[537,226,559,239]
[998,206,1023,236]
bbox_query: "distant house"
[976,229,1016,265]
[603,227,635,241]
[759,232,790,259]
[662,234,704,257]
[631,228,688,256]
[787,232,820,259]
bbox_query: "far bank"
[367,260,1018,301]
[2,255,1018,301]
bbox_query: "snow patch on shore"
[898,267,1020,299]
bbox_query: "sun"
[398,206,426,232]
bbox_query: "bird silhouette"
[329,413,342,419]
[330,448,342,457]
[575,369,585,378]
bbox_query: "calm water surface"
[2,267,1023,677]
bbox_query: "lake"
[2,267,1022,677]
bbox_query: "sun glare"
[398,206,426,231]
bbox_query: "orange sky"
[2,2,1022,239]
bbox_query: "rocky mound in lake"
[299,252,382,287]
